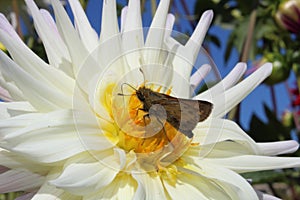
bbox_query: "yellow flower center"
[102,83,192,170]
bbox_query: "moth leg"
[155,117,174,149]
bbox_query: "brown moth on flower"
[134,86,213,138]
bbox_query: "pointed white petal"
[208,63,272,118]
[25,0,71,68]
[185,10,213,62]
[100,0,119,42]
[0,14,75,95]
[257,140,299,156]
[51,0,88,75]
[132,171,166,200]
[0,51,72,111]
[69,0,99,51]
[120,6,128,32]
[196,62,247,100]
[144,0,170,59]
[122,0,144,71]
[190,64,211,93]
[205,155,300,173]
[164,14,175,38]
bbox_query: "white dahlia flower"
[0,0,299,199]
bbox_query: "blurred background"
[0,0,300,199]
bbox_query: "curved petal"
[257,140,299,156]
[132,171,166,200]
[84,173,136,200]
[192,118,259,157]
[51,152,120,195]
[179,163,259,200]
[205,155,300,173]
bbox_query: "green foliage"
[248,104,292,142]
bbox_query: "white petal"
[122,0,144,71]
[196,62,247,101]
[0,51,72,111]
[51,0,88,75]
[190,64,211,93]
[25,0,71,68]
[205,155,300,173]
[257,140,299,156]
[51,155,119,195]
[144,0,170,64]
[69,0,99,51]
[0,149,50,173]
[132,171,166,200]
[83,173,136,200]
[210,63,272,118]
[0,110,93,163]
[120,6,128,32]
[180,163,259,200]
[0,169,44,193]
[163,173,211,200]
[165,14,175,38]
[193,118,259,157]
[167,10,213,85]
[185,10,213,64]
[0,85,11,102]
[0,77,25,101]
[100,0,119,42]
[0,14,75,95]
[32,180,81,200]
[0,101,35,119]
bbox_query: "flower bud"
[282,110,294,128]
[275,0,300,34]
[262,55,291,85]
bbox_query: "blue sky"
[82,0,292,131]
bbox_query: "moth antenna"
[139,68,146,85]
[120,83,137,95]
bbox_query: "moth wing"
[153,94,213,122]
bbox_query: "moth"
[119,84,212,138]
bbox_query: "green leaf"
[247,104,291,142]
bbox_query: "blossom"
[275,0,300,34]
[0,0,300,199]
